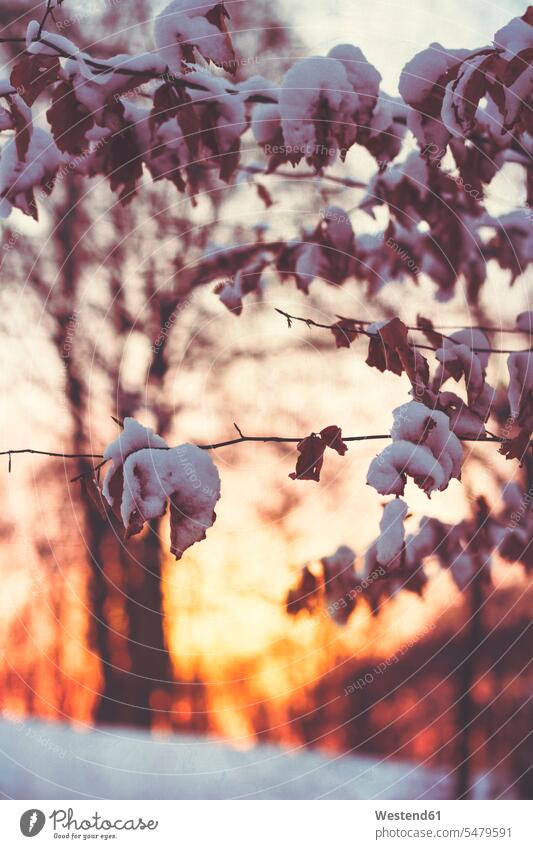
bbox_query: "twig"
[0,427,512,485]
[239,164,367,191]
[275,309,532,355]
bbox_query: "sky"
[281,0,526,92]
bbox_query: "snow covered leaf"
[279,56,359,169]
[101,418,221,559]
[499,350,533,463]
[10,54,60,107]
[215,253,270,314]
[367,401,462,496]
[154,0,235,72]
[433,329,495,421]
[377,498,408,568]
[6,94,32,161]
[0,126,60,219]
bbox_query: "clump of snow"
[494,12,533,58]
[367,401,463,496]
[251,103,282,147]
[154,0,235,72]
[399,43,470,108]
[327,43,381,102]
[0,127,61,218]
[279,56,358,165]
[377,498,408,566]
[102,418,221,559]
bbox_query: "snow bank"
[0,718,501,800]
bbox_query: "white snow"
[0,127,61,218]
[377,498,408,565]
[327,44,381,100]
[494,13,533,57]
[367,402,463,497]
[279,56,358,163]
[154,0,234,72]
[102,417,167,506]
[0,717,502,800]
[102,418,221,559]
[399,43,470,108]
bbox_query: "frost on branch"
[367,401,463,496]
[101,418,221,559]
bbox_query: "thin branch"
[0,427,514,484]
[275,309,532,355]
[239,164,367,191]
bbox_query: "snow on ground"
[0,718,498,800]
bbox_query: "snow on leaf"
[102,418,220,559]
[0,126,60,219]
[367,401,463,496]
[154,0,235,72]
[377,498,408,567]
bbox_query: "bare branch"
[275,309,533,355]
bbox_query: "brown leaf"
[417,314,444,349]
[499,430,532,464]
[10,54,60,107]
[286,565,319,615]
[47,82,94,154]
[330,318,358,348]
[8,95,31,160]
[320,425,348,456]
[289,434,325,481]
